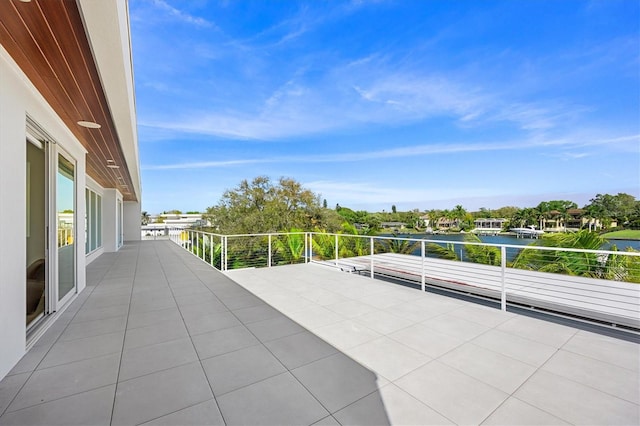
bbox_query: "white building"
[142,214,209,238]
[0,1,141,379]
[472,218,508,234]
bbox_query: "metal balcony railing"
[166,228,640,330]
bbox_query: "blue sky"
[130,0,639,214]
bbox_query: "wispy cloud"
[303,180,507,209]
[142,133,639,170]
[150,0,214,28]
[138,47,594,142]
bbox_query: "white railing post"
[309,233,313,262]
[370,237,374,279]
[196,231,200,259]
[335,234,339,263]
[501,245,507,311]
[268,234,272,268]
[304,233,308,263]
[224,236,228,271]
[421,240,426,292]
[220,236,224,270]
[210,235,214,267]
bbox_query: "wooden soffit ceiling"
[0,0,136,201]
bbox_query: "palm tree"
[602,247,640,283]
[425,234,500,265]
[339,223,373,257]
[453,205,466,221]
[511,230,605,276]
[273,229,305,264]
[375,233,420,254]
[464,234,501,266]
[141,211,150,225]
[192,234,222,268]
[425,242,459,260]
[426,209,440,231]
[311,230,337,260]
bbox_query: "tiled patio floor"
[229,261,640,425]
[0,240,638,425]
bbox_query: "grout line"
[155,240,230,426]
[0,254,116,419]
[109,242,140,425]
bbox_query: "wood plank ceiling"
[0,0,136,201]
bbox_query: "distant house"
[473,218,507,234]
[539,209,615,232]
[380,222,406,231]
[142,213,209,238]
[565,209,615,231]
[436,218,460,229]
[160,213,209,228]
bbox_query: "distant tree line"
[177,176,640,235]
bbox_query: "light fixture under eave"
[107,164,120,169]
[77,120,101,129]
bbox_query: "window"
[85,188,102,254]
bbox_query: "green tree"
[494,206,519,220]
[426,209,441,230]
[425,234,500,265]
[426,242,459,260]
[205,176,339,234]
[453,205,466,222]
[510,207,538,228]
[311,231,337,260]
[141,211,150,225]
[585,193,638,227]
[375,233,420,254]
[391,205,397,214]
[339,222,375,257]
[464,234,501,266]
[273,229,305,264]
[511,231,607,277]
[475,207,492,218]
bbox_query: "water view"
[387,233,640,262]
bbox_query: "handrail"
[165,227,640,329]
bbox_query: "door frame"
[52,145,78,310]
[25,132,49,331]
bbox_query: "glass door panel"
[26,140,47,328]
[57,153,75,302]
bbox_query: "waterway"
[386,232,640,262]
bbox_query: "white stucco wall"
[0,45,89,379]
[124,201,141,241]
[0,46,28,380]
[102,189,123,253]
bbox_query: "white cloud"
[140,52,591,141]
[150,0,213,28]
[141,133,639,170]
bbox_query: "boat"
[510,226,544,238]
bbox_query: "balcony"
[0,239,638,425]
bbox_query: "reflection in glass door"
[26,139,47,328]
[57,153,75,302]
